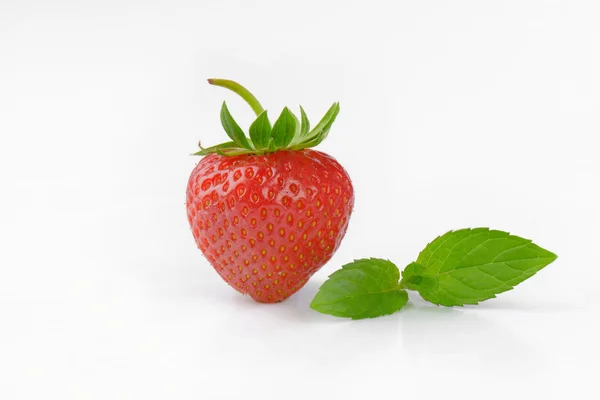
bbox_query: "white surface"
[1,1,599,399]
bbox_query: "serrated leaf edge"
[403,228,558,307]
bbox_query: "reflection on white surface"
[399,302,536,366]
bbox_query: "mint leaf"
[271,107,297,148]
[401,228,557,306]
[220,101,253,150]
[400,262,437,292]
[310,258,408,319]
[248,110,271,151]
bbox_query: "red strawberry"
[186,79,354,303]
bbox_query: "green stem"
[207,78,264,116]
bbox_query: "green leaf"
[291,102,340,149]
[304,102,339,140]
[290,108,301,136]
[193,141,239,156]
[311,258,409,319]
[401,228,558,306]
[315,102,340,138]
[299,106,310,137]
[220,101,253,150]
[400,262,439,294]
[271,107,298,148]
[204,78,341,156]
[248,111,271,151]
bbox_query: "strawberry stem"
[207,78,264,116]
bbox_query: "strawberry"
[186,79,354,303]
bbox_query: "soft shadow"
[225,279,343,324]
[144,261,550,370]
[214,279,405,367]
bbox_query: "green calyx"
[194,79,340,156]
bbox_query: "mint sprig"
[311,228,557,319]
[194,79,339,156]
[310,259,408,320]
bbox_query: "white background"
[1,1,599,399]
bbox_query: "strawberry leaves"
[196,79,340,156]
[299,105,310,137]
[312,228,558,319]
[290,102,340,149]
[193,141,239,156]
[249,111,271,150]
[220,102,253,151]
[205,102,339,155]
[271,107,298,148]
